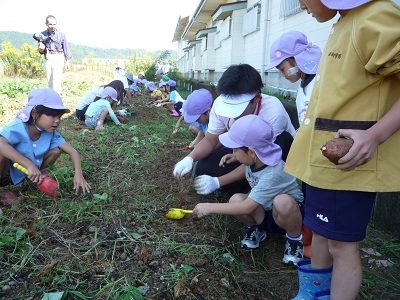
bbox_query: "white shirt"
[208,94,296,141]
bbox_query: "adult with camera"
[36,15,71,94]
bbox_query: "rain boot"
[170,109,180,117]
[291,259,332,300]
[314,289,330,299]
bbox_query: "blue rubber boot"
[291,259,332,300]
[314,289,330,299]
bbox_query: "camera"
[32,33,52,44]
[33,33,52,59]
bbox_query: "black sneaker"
[240,226,267,249]
[283,238,304,265]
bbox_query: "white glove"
[173,157,194,177]
[193,175,220,195]
[119,109,127,116]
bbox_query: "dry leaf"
[174,281,191,298]
[138,246,151,263]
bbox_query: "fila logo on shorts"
[316,213,329,223]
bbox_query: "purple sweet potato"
[321,137,354,165]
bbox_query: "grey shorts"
[85,109,103,128]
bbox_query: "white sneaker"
[240,226,267,249]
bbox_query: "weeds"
[0,72,398,299]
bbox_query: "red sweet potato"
[321,137,354,165]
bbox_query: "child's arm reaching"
[59,143,91,194]
[193,196,260,219]
[219,153,237,167]
[0,136,42,183]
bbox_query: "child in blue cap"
[193,115,304,265]
[0,88,91,194]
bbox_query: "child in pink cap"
[287,1,400,299]
[0,88,91,194]
[155,80,184,117]
[174,89,213,149]
[193,115,304,265]
[85,87,121,130]
[266,30,322,127]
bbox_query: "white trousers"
[44,53,65,94]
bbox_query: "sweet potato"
[321,137,354,165]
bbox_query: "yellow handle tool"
[13,163,29,175]
[165,208,193,220]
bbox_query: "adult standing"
[173,64,296,195]
[37,15,71,95]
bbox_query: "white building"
[172,0,399,94]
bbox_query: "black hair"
[104,80,124,101]
[28,104,67,123]
[167,85,176,91]
[240,146,249,152]
[217,64,263,96]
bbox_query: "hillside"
[0,31,176,62]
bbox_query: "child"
[85,87,121,130]
[75,80,125,122]
[286,1,400,299]
[193,115,304,264]
[175,89,213,149]
[266,30,321,257]
[266,30,321,127]
[151,82,166,102]
[145,82,157,94]
[0,88,91,194]
[155,80,184,117]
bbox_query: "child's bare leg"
[166,102,174,110]
[229,193,265,224]
[41,147,62,169]
[272,194,302,236]
[95,108,109,130]
[329,240,361,300]
[0,155,9,178]
[310,232,333,268]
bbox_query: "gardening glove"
[173,157,193,177]
[118,109,127,116]
[193,175,220,195]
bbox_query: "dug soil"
[0,73,398,299]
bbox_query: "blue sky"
[0,0,198,50]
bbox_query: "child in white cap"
[286,0,400,299]
[193,115,304,265]
[85,87,121,130]
[266,30,322,127]
[0,88,91,194]
[175,89,213,149]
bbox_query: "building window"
[243,4,261,36]
[280,0,301,18]
[214,32,221,49]
[220,16,231,41]
[201,36,208,51]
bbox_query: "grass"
[0,71,399,299]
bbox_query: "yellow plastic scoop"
[165,208,193,220]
